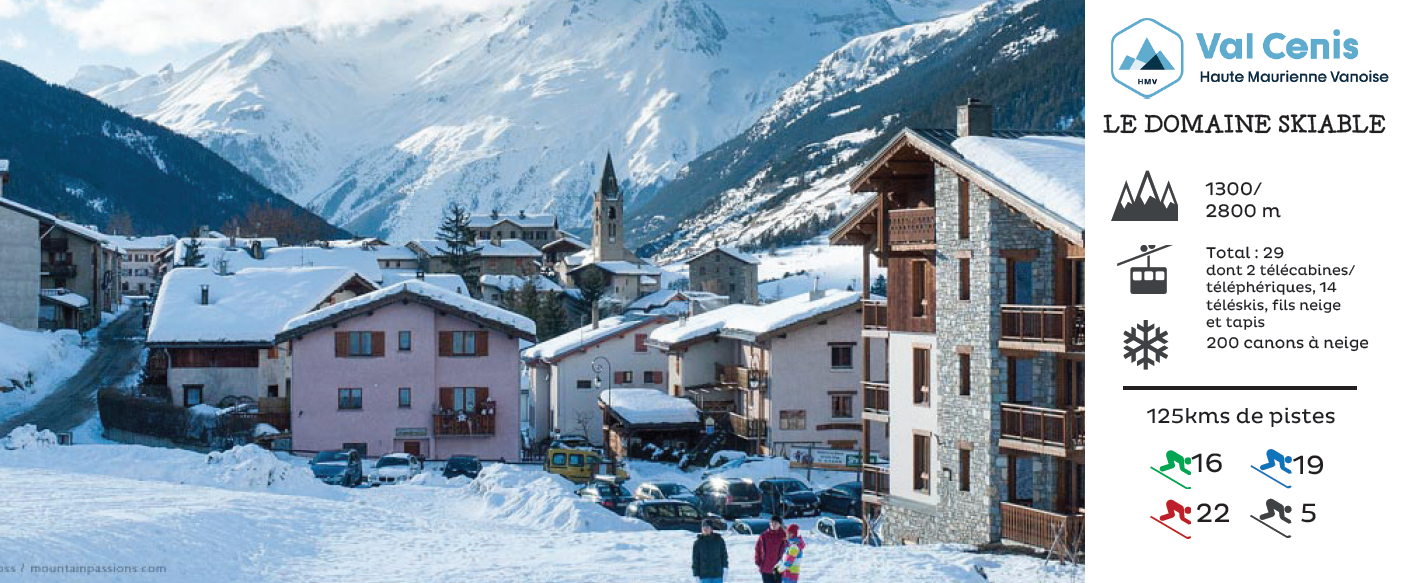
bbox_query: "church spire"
[597,152,619,200]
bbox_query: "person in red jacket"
[754,515,788,583]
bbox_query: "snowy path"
[0,308,144,435]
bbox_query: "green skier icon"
[1151,449,1193,489]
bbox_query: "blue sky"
[0,0,512,84]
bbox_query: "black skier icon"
[1250,498,1293,538]
[1117,245,1170,294]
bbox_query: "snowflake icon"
[1123,320,1169,369]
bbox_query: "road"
[0,307,145,436]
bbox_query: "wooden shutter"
[634,333,647,352]
[371,332,385,357]
[439,388,454,409]
[614,371,626,384]
[474,387,489,405]
[651,371,664,384]
[474,331,489,356]
[335,332,349,358]
[438,332,453,357]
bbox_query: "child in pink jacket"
[774,524,806,581]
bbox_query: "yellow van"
[544,448,629,484]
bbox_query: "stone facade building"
[686,246,760,305]
[0,161,41,330]
[830,100,1084,550]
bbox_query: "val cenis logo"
[1112,18,1183,98]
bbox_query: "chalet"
[685,246,760,305]
[466,210,562,248]
[408,238,543,281]
[522,314,674,447]
[479,274,563,306]
[541,236,588,272]
[276,280,535,460]
[829,99,1085,549]
[0,190,122,331]
[646,289,886,460]
[145,266,377,411]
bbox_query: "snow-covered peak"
[66,65,138,93]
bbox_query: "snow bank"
[2,425,60,450]
[454,464,652,533]
[203,445,330,494]
[0,323,92,421]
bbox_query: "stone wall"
[689,251,759,304]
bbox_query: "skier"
[774,524,806,582]
[692,519,729,583]
[1157,450,1192,475]
[1257,499,1292,524]
[1158,499,1192,524]
[1258,449,1293,474]
[755,515,788,583]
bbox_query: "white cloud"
[2,32,26,49]
[40,0,519,54]
[0,0,37,19]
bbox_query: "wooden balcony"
[862,381,889,420]
[714,363,766,392]
[41,238,69,252]
[861,464,890,503]
[433,411,496,436]
[42,263,78,278]
[862,298,888,337]
[728,412,767,440]
[1000,403,1083,459]
[887,208,936,251]
[1002,503,1083,549]
[999,305,1084,353]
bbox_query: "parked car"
[578,480,636,515]
[701,455,773,478]
[633,482,702,508]
[759,478,820,517]
[695,478,763,518]
[545,448,629,484]
[816,517,879,546]
[818,482,863,516]
[625,500,708,531]
[368,453,423,486]
[730,518,772,536]
[310,450,362,487]
[443,455,483,479]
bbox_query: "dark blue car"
[758,478,820,517]
[818,482,862,516]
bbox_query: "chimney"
[957,98,993,137]
[250,240,264,259]
[199,284,210,305]
[199,225,211,238]
[809,274,825,302]
[415,269,425,280]
[518,209,527,220]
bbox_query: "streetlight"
[591,356,615,474]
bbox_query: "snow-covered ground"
[0,432,1082,582]
[0,324,92,423]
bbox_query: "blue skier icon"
[1251,448,1293,488]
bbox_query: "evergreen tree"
[519,278,542,323]
[437,202,476,279]
[869,275,887,297]
[577,269,609,328]
[538,294,569,339]
[179,237,205,268]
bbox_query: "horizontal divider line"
[1123,386,1356,391]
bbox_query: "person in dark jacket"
[754,515,788,582]
[692,519,729,583]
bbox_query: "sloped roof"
[480,274,563,293]
[147,267,372,345]
[649,290,860,347]
[0,197,113,247]
[522,314,666,364]
[381,271,471,294]
[104,234,177,251]
[466,214,558,229]
[214,245,384,283]
[685,246,761,265]
[279,280,535,342]
[475,239,541,258]
[599,389,699,425]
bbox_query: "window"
[399,331,412,351]
[958,258,971,301]
[643,371,663,384]
[830,344,854,370]
[267,385,279,398]
[959,446,972,492]
[439,387,487,412]
[830,394,854,419]
[183,385,203,407]
[634,333,648,353]
[576,379,593,389]
[958,179,970,239]
[350,331,375,356]
[913,433,931,493]
[958,352,971,396]
[267,348,279,360]
[336,331,384,358]
[399,388,412,408]
[910,260,927,318]
[441,331,487,357]
[338,388,363,410]
[613,371,634,384]
[551,453,566,466]
[780,410,806,430]
[912,347,931,405]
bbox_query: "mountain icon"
[1119,38,1174,71]
[1111,171,1178,221]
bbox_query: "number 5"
[1302,504,1316,523]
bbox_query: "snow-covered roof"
[480,274,563,293]
[522,314,664,363]
[39,289,89,309]
[325,238,385,248]
[950,135,1085,229]
[574,260,661,276]
[563,249,591,267]
[148,267,370,345]
[172,236,280,267]
[650,289,860,346]
[599,389,699,425]
[0,198,113,247]
[375,246,419,261]
[408,239,449,257]
[281,280,535,339]
[543,236,588,252]
[209,245,384,283]
[685,246,761,265]
[475,239,541,257]
[466,213,557,229]
[104,234,176,252]
[381,271,471,295]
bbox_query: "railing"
[42,263,78,278]
[715,364,766,391]
[862,381,890,415]
[433,411,496,436]
[862,298,888,331]
[1000,305,1084,352]
[888,208,936,248]
[1002,503,1083,549]
[861,464,890,497]
[728,412,767,439]
[1000,403,1081,456]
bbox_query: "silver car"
[633,481,702,509]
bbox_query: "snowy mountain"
[78,0,978,241]
[1111,170,1177,221]
[66,65,138,93]
[634,0,1083,261]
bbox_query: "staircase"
[679,430,730,469]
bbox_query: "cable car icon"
[1118,245,1171,294]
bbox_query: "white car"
[368,453,423,486]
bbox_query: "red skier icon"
[1150,499,1192,539]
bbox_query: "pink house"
[276,280,536,460]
